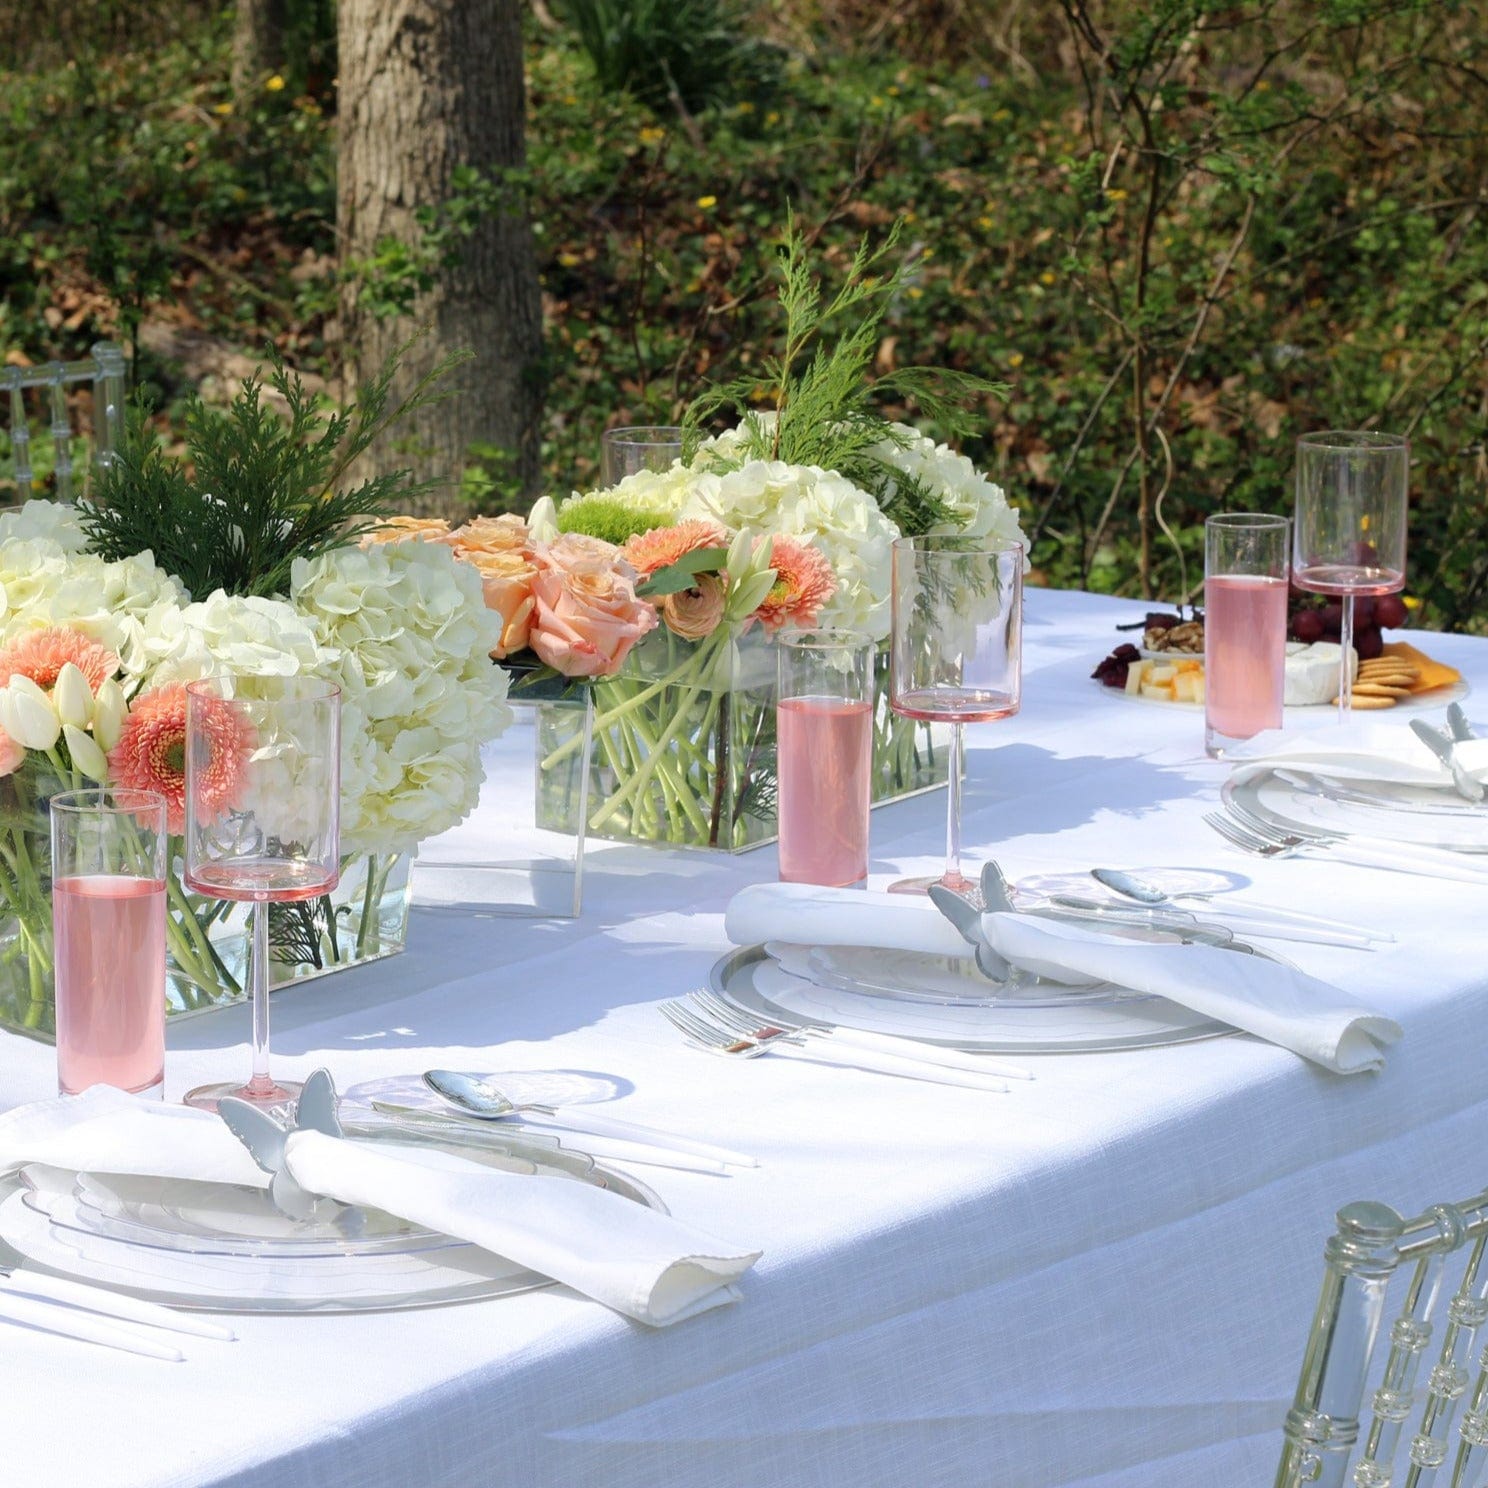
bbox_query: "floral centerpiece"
[393,225,1027,850]
[0,353,511,1038]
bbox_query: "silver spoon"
[1090,868,1390,942]
[422,1071,758,1167]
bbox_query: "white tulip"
[53,662,94,728]
[92,679,127,753]
[63,724,110,782]
[0,677,61,751]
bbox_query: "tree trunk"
[336,0,545,519]
[231,0,287,96]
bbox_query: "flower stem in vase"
[709,692,730,849]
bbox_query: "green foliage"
[684,218,1007,535]
[560,0,780,114]
[79,344,467,599]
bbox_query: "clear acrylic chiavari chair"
[1278,1188,1488,1487]
[1,341,127,501]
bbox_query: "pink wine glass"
[183,676,340,1111]
[1293,431,1409,718]
[889,535,1023,896]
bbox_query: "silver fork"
[1204,812,1306,858]
[657,999,797,1058]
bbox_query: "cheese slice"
[1382,640,1462,694]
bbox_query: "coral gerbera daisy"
[620,519,729,579]
[750,535,836,633]
[107,683,255,834]
[0,627,119,692]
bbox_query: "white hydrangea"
[291,538,512,857]
[0,538,186,680]
[871,423,1028,553]
[143,590,328,687]
[590,460,698,515]
[0,498,88,551]
[680,459,897,640]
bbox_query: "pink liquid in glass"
[53,875,166,1097]
[1293,562,1405,597]
[891,687,1018,724]
[186,859,338,903]
[1205,573,1288,745]
[778,696,873,887]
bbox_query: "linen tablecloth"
[3,586,1487,1488]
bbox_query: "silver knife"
[1409,718,1485,803]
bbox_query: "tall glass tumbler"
[1204,513,1290,758]
[600,425,684,487]
[1293,431,1409,718]
[50,788,169,1098]
[777,630,875,887]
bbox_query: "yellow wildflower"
[639,126,665,144]
[696,195,717,210]
[978,216,994,230]
[1039,271,1056,285]
[765,111,780,126]
[1008,352,1025,368]
[1106,188,1128,202]
[213,102,233,117]
[265,74,286,92]
[992,108,1011,122]
[557,251,581,268]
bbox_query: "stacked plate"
[1,1139,662,1312]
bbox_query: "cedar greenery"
[682,219,1008,537]
[79,343,468,600]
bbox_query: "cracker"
[1352,682,1412,699]
[1337,692,1397,709]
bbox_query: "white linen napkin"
[0,1088,761,1327]
[1227,721,1488,791]
[282,1130,760,1326]
[726,883,971,959]
[980,912,1400,1075]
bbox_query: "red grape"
[1353,596,1376,627]
[1291,609,1325,643]
[1375,594,1408,629]
[1354,625,1384,660]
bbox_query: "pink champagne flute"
[888,535,1023,896]
[1293,431,1409,718]
[50,788,169,1098]
[183,676,340,1111]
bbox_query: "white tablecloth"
[4,587,1487,1487]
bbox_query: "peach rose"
[464,548,539,659]
[360,516,452,546]
[449,514,531,557]
[661,573,728,641]
[527,534,658,678]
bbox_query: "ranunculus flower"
[661,573,728,641]
[750,534,836,632]
[527,535,658,678]
[360,516,452,546]
[448,514,531,558]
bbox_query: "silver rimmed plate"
[712,944,1240,1054]
[0,1145,664,1313]
[1223,771,1488,853]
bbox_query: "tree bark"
[336,0,545,519]
[231,0,287,96]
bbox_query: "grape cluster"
[1288,588,1408,660]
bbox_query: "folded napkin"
[1227,720,1488,792]
[979,911,1400,1075]
[0,1088,760,1328]
[726,883,971,959]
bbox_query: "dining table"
[3,584,1487,1488]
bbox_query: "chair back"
[2,341,127,502]
[1278,1190,1488,1488]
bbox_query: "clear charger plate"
[713,943,1249,1054]
[1222,770,1488,853]
[0,1142,664,1313]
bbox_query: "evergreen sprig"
[80,341,469,600]
[683,218,1008,537]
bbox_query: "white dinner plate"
[0,1144,664,1313]
[1223,771,1488,853]
[713,945,1239,1054]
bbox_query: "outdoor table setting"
[3,559,1488,1484]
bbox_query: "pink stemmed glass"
[183,676,340,1111]
[888,535,1023,895]
[1293,431,1409,718]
